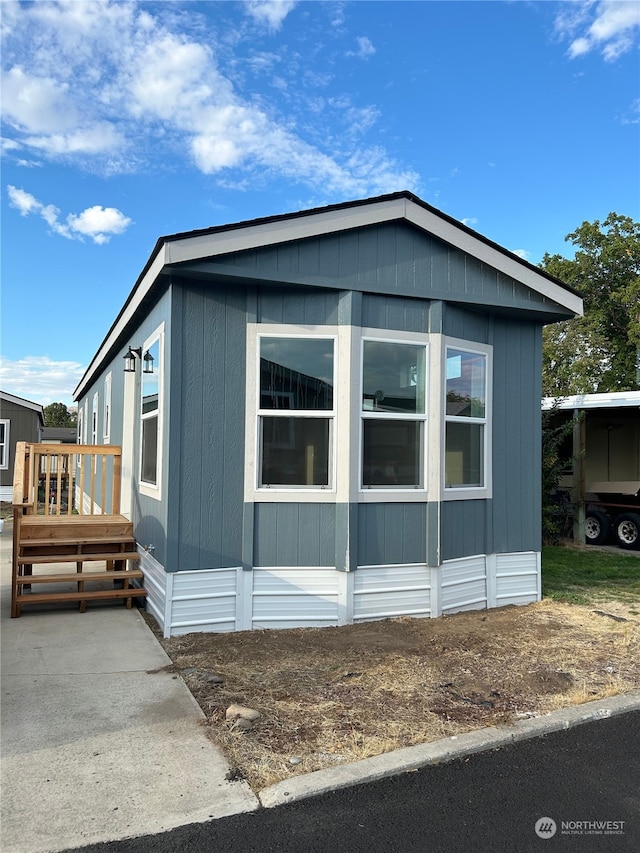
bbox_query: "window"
[361,339,427,489]
[258,335,335,488]
[0,420,9,470]
[91,393,99,445]
[103,373,112,442]
[444,347,488,489]
[139,327,163,495]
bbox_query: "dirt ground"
[147,599,640,791]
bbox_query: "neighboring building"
[0,391,44,502]
[543,391,640,549]
[41,427,77,444]
[74,191,582,636]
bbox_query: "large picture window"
[444,347,488,489]
[361,339,427,489]
[258,336,335,488]
[140,330,162,494]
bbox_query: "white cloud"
[511,248,531,261]
[244,1,298,32]
[347,36,376,59]
[67,205,132,244]
[0,0,418,197]
[7,185,132,243]
[1,66,78,132]
[462,217,478,227]
[556,0,640,61]
[0,355,85,406]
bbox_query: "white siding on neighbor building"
[353,564,431,622]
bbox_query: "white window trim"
[442,336,493,501]
[358,329,430,503]
[91,392,99,445]
[245,324,339,503]
[245,325,493,505]
[139,323,164,500]
[0,419,10,470]
[103,372,112,443]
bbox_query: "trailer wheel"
[585,511,611,545]
[614,513,640,551]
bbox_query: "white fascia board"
[163,197,408,264]
[403,202,583,317]
[74,245,168,399]
[166,196,582,317]
[542,391,640,411]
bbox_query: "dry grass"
[147,599,640,791]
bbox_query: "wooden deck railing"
[13,441,123,517]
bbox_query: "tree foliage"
[541,213,640,396]
[541,406,576,545]
[43,402,77,428]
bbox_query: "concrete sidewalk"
[0,519,258,853]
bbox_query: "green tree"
[44,402,77,428]
[541,213,640,396]
[541,406,576,544]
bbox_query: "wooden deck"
[11,443,146,617]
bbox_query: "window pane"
[142,339,160,415]
[362,420,422,487]
[362,341,426,414]
[445,422,484,487]
[141,416,158,485]
[260,338,333,410]
[446,350,486,418]
[261,417,330,486]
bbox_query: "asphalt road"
[65,711,640,853]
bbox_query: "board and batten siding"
[166,281,246,571]
[208,222,569,319]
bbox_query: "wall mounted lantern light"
[123,346,154,374]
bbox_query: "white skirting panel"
[252,567,340,630]
[140,551,541,637]
[354,564,431,622]
[440,555,488,614]
[138,547,168,633]
[494,551,541,606]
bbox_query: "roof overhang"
[75,192,583,400]
[0,390,45,421]
[542,391,640,411]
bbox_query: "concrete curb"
[258,690,640,808]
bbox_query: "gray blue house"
[74,192,582,636]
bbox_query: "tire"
[584,511,611,545]
[614,513,640,551]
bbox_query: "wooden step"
[15,588,147,605]
[19,515,134,541]
[19,535,138,547]
[18,551,141,565]
[16,570,144,585]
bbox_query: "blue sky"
[1,0,639,406]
